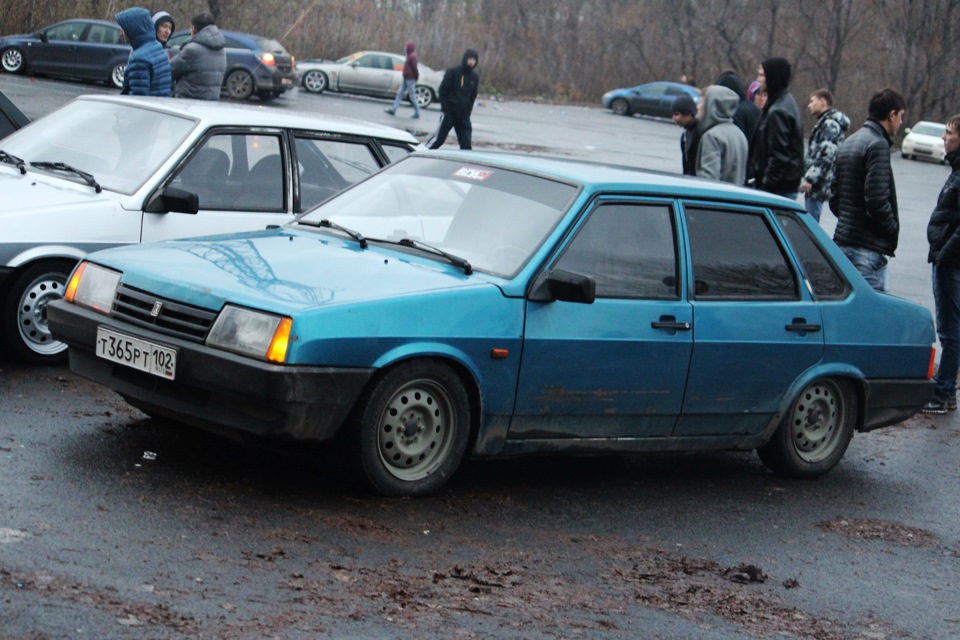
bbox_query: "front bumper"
[48,301,375,442]
[253,70,296,92]
[860,378,935,431]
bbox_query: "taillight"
[928,346,937,380]
[260,52,276,67]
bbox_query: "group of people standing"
[673,60,960,414]
[115,7,226,100]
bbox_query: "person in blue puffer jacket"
[116,7,171,97]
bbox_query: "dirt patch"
[818,517,938,547]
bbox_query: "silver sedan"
[298,51,443,108]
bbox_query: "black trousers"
[427,111,472,150]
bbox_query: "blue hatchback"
[49,152,936,496]
[602,81,700,118]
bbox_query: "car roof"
[71,95,419,144]
[420,150,804,210]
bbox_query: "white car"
[901,121,946,163]
[297,51,444,108]
[0,95,420,363]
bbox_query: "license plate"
[95,327,177,380]
[281,78,292,86]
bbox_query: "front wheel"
[2,47,25,74]
[3,260,75,364]
[757,378,856,478]
[355,360,471,496]
[302,70,327,94]
[611,97,631,116]
[224,70,254,100]
[110,63,125,89]
[415,85,433,108]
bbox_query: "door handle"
[786,318,821,333]
[651,316,691,331]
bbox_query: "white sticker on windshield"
[453,167,493,181]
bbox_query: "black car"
[0,19,130,89]
[167,29,296,101]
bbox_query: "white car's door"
[338,54,396,95]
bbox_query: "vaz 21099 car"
[0,95,419,364]
[49,152,936,497]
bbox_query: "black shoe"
[922,396,957,414]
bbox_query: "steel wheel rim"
[227,72,252,99]
[304,71,325,92]
[2,49,22,72]
[790,381,845,463]
[111,64,125,88]
[377,378,457,481]
[17,273,68,356]
[415,86,431,107]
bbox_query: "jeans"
[390,79,420,116]
[805,196,824,223]
[932,264,960,399]
[839,245,889,293]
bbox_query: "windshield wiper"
[298,218,367,248]
[0,150,26,175]
[30,161,101,193]
[398,238,473,275]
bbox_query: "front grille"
[112,284,218,343]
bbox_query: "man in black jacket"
[923,114,960,413]
[749,57,804,197]
[427,49,480,150]
[830,88,906,293]
[671,94,700,176]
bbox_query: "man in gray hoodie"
[170,13,226,100]
[696,85,749,185]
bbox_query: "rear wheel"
[611,97,631,116]
[110,63,125,89]
[224,70,254,100]
[757,378,856,478]
[3,260,75,364]
[355,360,471,496]
[302,70,327,94]
[415,85,433,108]
[1,47,24,74]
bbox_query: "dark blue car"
[0,19,130,88]
[602,81,700,118]
[167,29,296,101]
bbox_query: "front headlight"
[206,305,292,363]
[65,262,121,314]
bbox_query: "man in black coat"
[749,57,804,197]
[671,94,700,176]
[924,114,960,413]
[427,49,480,150]
[830,88,906,293]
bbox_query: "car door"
[74,23,127,80]
[141,129,292,242]
[629,83,667,117]
[673,203,824,437]
[339,54,394,95]
[29,21,86,75]
[292,134,385,212]
[512,199,693,440]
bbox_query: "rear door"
[512,198,693,440]
[74,23,127,80]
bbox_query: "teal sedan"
[48,152,936,496]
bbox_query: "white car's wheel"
[1,47,24,74]
[415,85,433,108]
[302,70,328,94]
[3,260,74,364]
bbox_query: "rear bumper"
[860,378,935,431]
[253,69,296,92]
[48,301,375,442]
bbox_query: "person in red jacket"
[386,40,420,119]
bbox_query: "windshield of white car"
[295,157,578,277]
[0,100,197,194]
[911,123,946,137]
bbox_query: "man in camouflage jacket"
[800,89,850,223]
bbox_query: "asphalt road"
[2,76,959,640]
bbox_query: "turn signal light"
[267,317,292,363]
[64,262,87,302]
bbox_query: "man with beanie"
[924,114,960,413]
[152,11,174,49]
[427,49,480,150]
[385,41,420,119]
[749,57,804,198]
[115,7,171,97]
[696,85,749,185]
[830,88,906,293]
[169,13,226,101]
[715,69,761,148]
[671,94,700,176]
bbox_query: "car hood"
[91,228,497,314]
[0,172,123,239]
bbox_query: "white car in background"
[297,51,444,108]
[0,95,420,363]
[901,121,946,163]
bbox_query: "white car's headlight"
[65,262,121,314]
[206,305,292,363]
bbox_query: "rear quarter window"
[775,212,850,299]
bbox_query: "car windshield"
[296,157,578,277]
[912,123,946,137]
[1,100,196,194]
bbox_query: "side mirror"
[144,186,199,214]
[39,32,49,43]
[528,269,596,304]
[904,127,912,135]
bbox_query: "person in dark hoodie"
[386,40,420,119]
[427,49,480,150]
[749,57,804,198]
[169,13,226,101]
[116,7,171,97]
[715,69,760,150]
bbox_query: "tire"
[110,63,125,89]
[354,360,472,497]
[1,47,24,74]
[302,70,328,94]
[3,260,75,364]
[757,378,856,478]
[257,90,279,101]
[611,97,631,116]
[414,85,434,108]
[224,70,254,100]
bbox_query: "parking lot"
[2,77,959,639]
